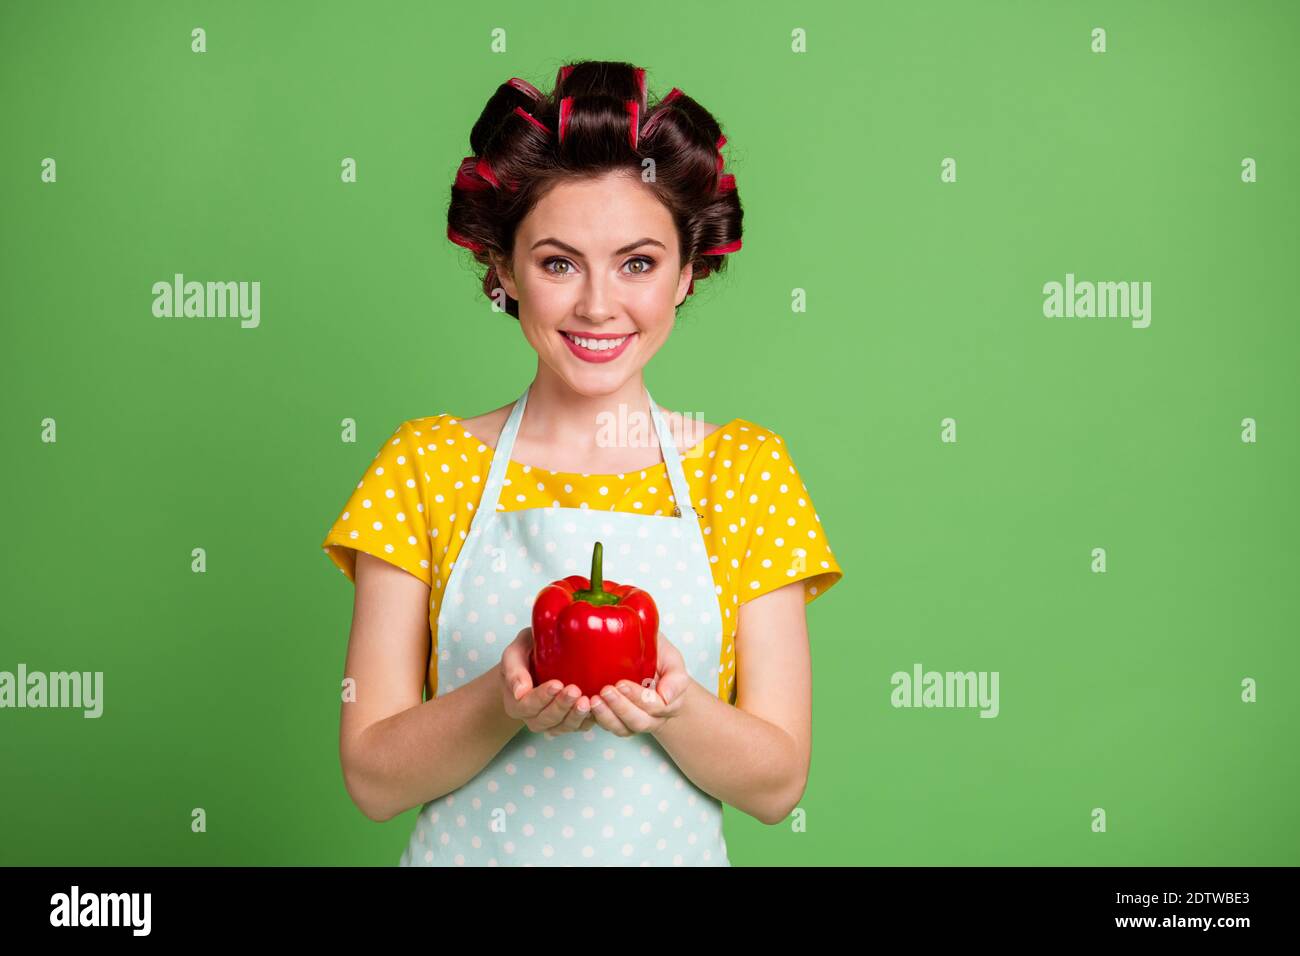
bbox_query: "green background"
[2,0,1296,865]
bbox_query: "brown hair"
[446,60,743,319]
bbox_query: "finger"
[559,693,592,732]
[535,683,580,727]
[657,670,691,707]
[588,693,631,736]
[599,684,654,734]
[655,648,691,704]
[500,637,533,699]
[546,693,592,734]
[619,680,667,718]
[519,680,564,718]
[503,661,535,701]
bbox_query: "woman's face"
[493,171,693,397]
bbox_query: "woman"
[321,60,843,866]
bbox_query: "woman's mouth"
[559,330,637,363]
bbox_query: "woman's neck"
[517,360,653,464]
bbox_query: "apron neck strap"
[478,381,696,518]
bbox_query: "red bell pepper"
[530,540,659,698]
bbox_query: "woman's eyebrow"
[531,237,667,257]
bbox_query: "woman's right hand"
[500,627,596,735]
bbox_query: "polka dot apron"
[399,383,730,866]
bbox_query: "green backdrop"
[2,0,1296,866]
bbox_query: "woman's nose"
[576,271,619,321]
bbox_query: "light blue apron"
[399,382,730,866]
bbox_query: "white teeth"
[565,332,629,352]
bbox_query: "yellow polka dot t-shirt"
[321,413,843,704]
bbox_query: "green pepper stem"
[573,540,620,606]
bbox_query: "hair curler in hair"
[684,239,743,297]
[512,105,551,135]
[473,157,502,189]
[454,156,492,192]
[507,76,542,101]
[639,87,683,140]
[557,96,574,144]
[625,100,640,149]
[447,225,486,254]
[700,238,742,256]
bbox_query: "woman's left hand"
[589,633,692,737]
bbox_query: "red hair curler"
[625,100,640,149]
[512,105,551,135]
[474,157,501,189]
[639,87,683,140]
[454,156,491,191]
[507,76,542,101]
[700,238,741,256]
[717,173,736,193]
[557,96,574,144]
[447,225,486,254]
[685,235,743,297]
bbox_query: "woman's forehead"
[522,186,676,250]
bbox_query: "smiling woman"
[321,59,843,868]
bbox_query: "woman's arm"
[338,553,525,822]
[646,581,813,825]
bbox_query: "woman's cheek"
[528,282,573,320]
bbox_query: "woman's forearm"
[650,678,806,825]
[344,662,523,822]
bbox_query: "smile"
[559,330,637,363]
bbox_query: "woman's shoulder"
[395,411,478,445]
[691,417,786,452]
[449,404,514,449]
[373,413,483,473]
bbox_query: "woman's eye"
[541,256,654,276]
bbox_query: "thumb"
[662,670,691,705]
[656,673,674,704]
[507,662,535,699]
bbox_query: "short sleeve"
[737,431,842,606]
[321,420,433,588]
